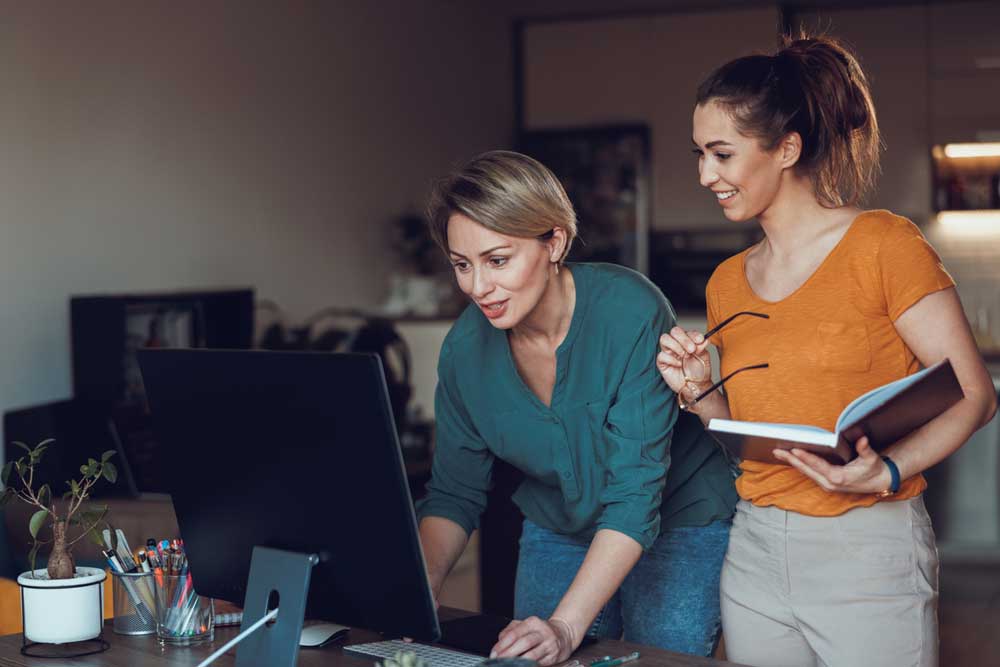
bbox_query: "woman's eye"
[489,256,508,268]
[453,261,470,272]
[715,153,732,161]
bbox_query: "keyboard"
[344,639,485,667]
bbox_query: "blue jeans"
[514,518,731,658]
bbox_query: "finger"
[687,329,707,348]
[774,449,835,491]
[656,349,682,370]
[520,643,557,663]
[668,326,698,355]
[788,448,839,477]
[491,621,522,657]
[497,630,545,659]
[855,436,877,459]
[493,621,538,658]
[659,332,688,358]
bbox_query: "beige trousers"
[720,497,939,667]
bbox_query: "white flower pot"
[17,567,106,644]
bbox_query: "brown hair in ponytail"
[695,34,880,208]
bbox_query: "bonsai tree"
[0,438,117,579]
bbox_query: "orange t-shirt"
[706,210,956,516]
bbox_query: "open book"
[708,359,964,464]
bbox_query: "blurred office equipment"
[3,399,137,499]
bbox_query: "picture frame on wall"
[519,124,651,274]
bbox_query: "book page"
[834,362,939,433]
[709,418,838,446]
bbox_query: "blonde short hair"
[427,150,577,262]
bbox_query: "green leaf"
[86,458,99,477]
[0,488,14,506]
[28,510,48,539]
[102,462,118,484]
[70,479,80,495]
[1,461,12,485]
[12,441,31,453]
[78,506,107,526]
[101,450,116,462]
[86,527,106,548]
[79,464,88,476]
[27,543,40,576]
[36,438,55,448]
[37,484,51,509]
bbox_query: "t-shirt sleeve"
[877,218,956,322]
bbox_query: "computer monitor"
[136,349,440,642]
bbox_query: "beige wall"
[794,4,933,223]
[0,1,512,417]
[522,8,781,230]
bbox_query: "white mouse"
[299,622,350,647]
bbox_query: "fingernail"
[490,652,497,659]
[687,345,695,353]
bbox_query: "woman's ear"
[778,132,802,170]
[548,227,568,263]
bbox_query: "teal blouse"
[415,263,736,549]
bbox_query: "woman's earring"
[554,262,560,275]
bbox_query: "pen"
[591,652,640,667]
[104,549,153,624]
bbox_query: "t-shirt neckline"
[739,210,876,307]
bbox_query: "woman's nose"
[471,268,494,298]
[699,162,719,188]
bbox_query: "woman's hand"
[490,616,578,666]
[657,327,712,401]
[773,436,893,495]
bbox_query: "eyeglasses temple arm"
[685,362,770,409]
[702,311,770,340]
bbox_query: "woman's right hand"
[656,327,713,403]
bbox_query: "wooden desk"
[0,612,745,667]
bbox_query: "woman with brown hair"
[657,36,996,666]
[416,150,737,663]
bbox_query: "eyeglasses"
[679,311,770,411]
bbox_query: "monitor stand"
[235,546,318,667]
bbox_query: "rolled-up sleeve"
[595,307,677,549]
[414,343,494,536]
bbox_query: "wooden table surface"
[0,612,746,667]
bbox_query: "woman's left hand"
[490,616,577,666]
[773,436,893,495]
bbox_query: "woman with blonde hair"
[416,150,737,663]
[658,35,997,666]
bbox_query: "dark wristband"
[880,455,901,495]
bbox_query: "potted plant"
[1,438,117,648]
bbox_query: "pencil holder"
[152,573,214,646]
[111,570,157,636]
